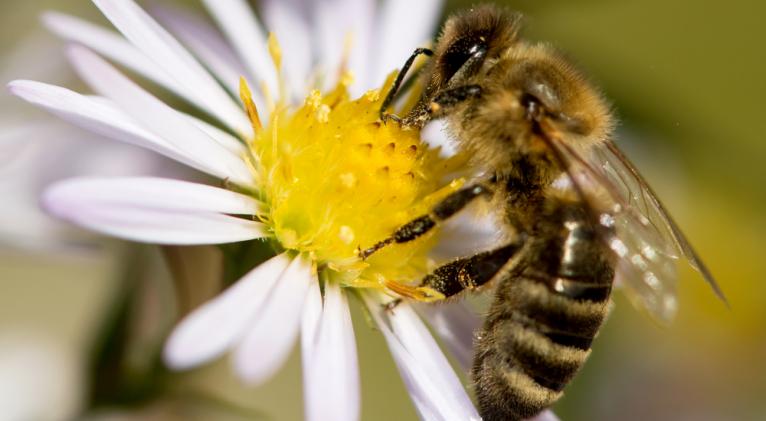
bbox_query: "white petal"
[92,0,251,136]
[421,120,457,158]
[66,45,253,186]
[42,177,266,245]
[60,208,263,245]
[346,0,375,92]
[42,12,182,108]
[44,177,261,215]
[260,0,311,98]
[181,112,247,157]
[300,281,323,373]
[164,254,291,369]
[417,302,480,371]
[233,256,313,384]
[7,80,228,179]
[148,4,252,99]
[528,410,561,421]
[371,0,444,86]
[431,208,506,263]
[88,94,247,157]
[201,0,278,98]
[312,0,374,94]
[303,282,360,421]
[388,302,478,419]
[363,294,480,421]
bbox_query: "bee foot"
[384,280,445,303]
[380,112,403,125]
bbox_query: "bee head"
[432,4,522,89]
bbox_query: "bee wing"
[543,132,725,323]
[593,141,726,300]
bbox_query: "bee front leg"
[379,47,434,123]
[360,183,493,259]
[428,84,483,118]
[402,84,483,126]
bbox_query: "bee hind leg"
[421,239,526,298]
[380,240,525,304]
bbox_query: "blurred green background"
[1,0,764,420]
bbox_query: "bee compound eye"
[441,35,488,81]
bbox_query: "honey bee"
[363,4,727,420]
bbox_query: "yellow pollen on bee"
[241,70,465,292]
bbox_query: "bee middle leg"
[360,182,493,259]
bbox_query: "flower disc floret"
[248,77,460,289]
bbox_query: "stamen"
[239,77,262,135]
[267,32,282,71]
[338,32,354,76]
[261,81,275,112]
[267,33,287,104]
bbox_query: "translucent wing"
[594,141,726,306]
[540,126,726,323]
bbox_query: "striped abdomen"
[472,200,615,421]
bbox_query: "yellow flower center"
[240,37,463,298]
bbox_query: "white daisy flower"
[8,1,559,420]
